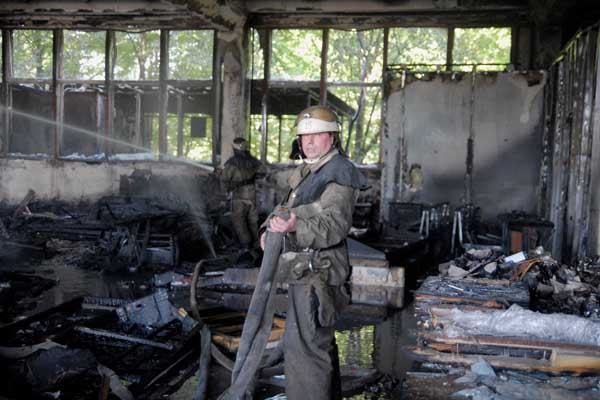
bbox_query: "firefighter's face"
[300,132,334,159]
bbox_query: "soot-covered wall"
[381,71,545,223]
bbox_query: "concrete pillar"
[219,29,245,165]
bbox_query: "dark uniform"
[265,147,366,400]
[222,139,264,249]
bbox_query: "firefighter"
[260,106,367,400]
[221,137,264,251]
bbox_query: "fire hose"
[218,208,289,400]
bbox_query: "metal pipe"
[74,326,174,350]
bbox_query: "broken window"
[61,85,105,158]
[111,88,145,157]
[248,114,263,158]
[248,28,382,165]
[175,113,213,161]
[329,86,381,164]
[248,29,264,80]
[328,29,383,82]
[13,30,53,79]
[388,28,447,70]
[63,31,105,80]
[165,106,213,162]
[114,31,160,80]
[272,29,322,81]
[248,29,323,161]
[169,30,213,80]
[9,31,54,156]
[144,89,213,162]
[328,29,383,164]
[453,27,511,71]
[8,83,54,156]
[259,115,296,164]
[3,28,216,162]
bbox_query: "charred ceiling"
[0,1,597,37]
[0,0,245,31]
[245,0,530,29]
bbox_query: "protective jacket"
[222,149,264,246]
[264,148,368,286]
[221,150,263,201]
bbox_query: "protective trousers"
[283,284,342,400]
[231,199,259,247]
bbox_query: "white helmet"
[295,106,339,135]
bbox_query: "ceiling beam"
[0,0,245,31]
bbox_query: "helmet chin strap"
[303,157,319,164]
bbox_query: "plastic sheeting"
[444,304,600,347]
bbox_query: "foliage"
[169,30,213,80]
[328,29,383,83]
[8,26,511,162]
[248,29,264,79]
[148,113,213,161]
[63,31,105,80]
[249,26,511,165]
[331,86,381,164]
[388,27,447,69]
[13,30,53,79]
[114,31,161,80]
[272,29,322,81]
[454,27,511,70]
[328,29,383,164]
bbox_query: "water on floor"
[0,244,419,399]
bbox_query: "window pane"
[169,30,213,80]
[165,112,213,162]
[453,27,511,69]
[64,31,105,80]
[13,30,53,79]
[388,27,447,70]
[264,115,297,164]
[272,30,322,81]
[328,86,381,164]
[115,31,160,80]
[249,114,263,159]
[328,29,383,83]
[62,85,105,157]
[9,84,53,156]
[248,29,265,79]
[111,90,146,157]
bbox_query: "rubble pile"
[437,247,600,318]
[0,192,220,273]
[0,293,200,400]
[409,247,600,399]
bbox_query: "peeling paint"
[506,71,546,124]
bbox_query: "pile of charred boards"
[409,247,600,399]
[0,191,185,271]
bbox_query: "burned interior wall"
[543,24,600,261]
[472,72,545,216]
[0,158,212,206]
[381,71,545,225]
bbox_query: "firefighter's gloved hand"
[268,212,297,233]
